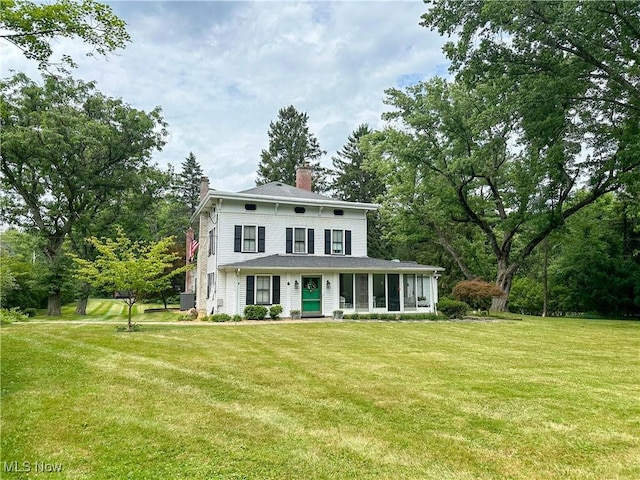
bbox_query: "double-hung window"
[207,273,215,298]
[324,229,351,255]
[246,275,281,305]
[294,228,306,253]
[286,228,314,254]
[255,276,271,304]
[208,228,215,256]
[332,230,343,254]
[234,225,265,253]
[243,226,256,252]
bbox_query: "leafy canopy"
[0,0,130,70]
[0,72,167,314]
[73,227,189,328]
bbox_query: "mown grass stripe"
[1,318,638,479]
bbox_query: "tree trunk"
[47,290,62,316]
[75,296,89,315]
[75,282,90,315]
[491,263,515,312]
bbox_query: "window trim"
[287,227,314,254]
[246,275,281,306]
[243,225,257,252]
[332,230,343,254]
[255,275,271,305]
[294,227,306,253]
[208,228,215,256]
[207,272,215,298]
[325,229,351,255]
[235,224,265,253]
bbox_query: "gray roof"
[239,182,335,201]
[221,254,444,272]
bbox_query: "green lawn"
[1,317,638,479]
[35,298,183,322]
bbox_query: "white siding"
[216,201,368,267]
[194,192,440,317]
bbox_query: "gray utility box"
[180,293,196,310]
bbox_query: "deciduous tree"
[1,73,167,315]
[73,228,189,330]
[0,0,130,70]
[377,74,639,311]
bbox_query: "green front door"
[301,276,322,316]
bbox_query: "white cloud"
[0,0,449,192]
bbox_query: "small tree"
[73,227,189,331]
[452,280,505,313]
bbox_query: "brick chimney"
[295,164,312,191]
[199,176,210,201]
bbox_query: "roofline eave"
[219,264,445,273]
[192,189,378,219]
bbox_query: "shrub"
[244,305,268,320]
[0,308,29,325]
[452,279,504,311]
[269,304,283,320]
[22,307,37,317]
[232,314,243,322]
[437,298,470,319]
[509,277,544,315]
[211,313,232,322]
[342,312,442,321]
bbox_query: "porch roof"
[220,254,444,273]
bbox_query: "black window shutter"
[308,229,314,254]
[324,229,331,254]
[286,228,293,253]
[272,275,280,304]
[345,230,352,255]
[234,225,242,252]
[246,276,254,305]
[258,226,265,252]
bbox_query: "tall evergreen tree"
[330,124,390,258]
[331,124,384,202]
[176,152,204,215]
[256,105,328,191]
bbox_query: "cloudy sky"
[1,0,451,192]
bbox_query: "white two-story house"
[191,165,443,317]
